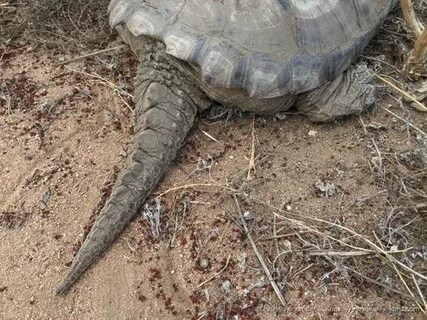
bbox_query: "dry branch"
[375,74,427,112]
[400,0,424,38]
[411,29,427,64]
[54,45,126,66]
[197,255,231,288]
[247,116,257,181]
[400,0,426,75]
[233,196,287,307]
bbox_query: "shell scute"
[328,41,358,81]
[245,55,291,98]
[126,4,171,38]
[201,41,242,87]
[163,24,206,60]
[289,53,328,93]
[109,0,139,27]
[110,0,394,98]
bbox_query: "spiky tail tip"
[55,79,197,294]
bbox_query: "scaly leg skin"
[295,64,376,122]
[55,36,208,294]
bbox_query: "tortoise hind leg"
[295,64,376,122]
[55,58,208,294]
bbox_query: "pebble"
[308,130,318,137]
[243,211,252,220]
[221,280,232,294]
[199,258,210,269]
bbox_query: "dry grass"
[156,161,426,313]
[1,0,112,51]
[0,0,28,45]
[30,0,112,50]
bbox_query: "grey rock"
[221,280,232,294]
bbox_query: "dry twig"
[411,29,427,65]
[197,255,231,288]
[375,74,427,112]
[66,66,133,111]
[234,195,287,307]
[400,0,424,38]
[247,116,257,181]
[379,105,426,136]
[400,0,427,74]
[54,44,126,66]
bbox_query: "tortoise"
[56,0,395,294]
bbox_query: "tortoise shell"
[108,0,394,98]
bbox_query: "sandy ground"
[1,8,426,320]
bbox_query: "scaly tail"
[55,55,201,294]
